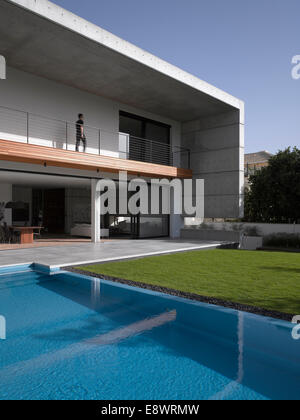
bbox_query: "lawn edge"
[65,267,294,322]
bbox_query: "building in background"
[244,151,273,187]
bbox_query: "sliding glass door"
[139,215,169,238]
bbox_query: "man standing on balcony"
[76,113,86,152]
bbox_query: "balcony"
[0,106,192,178]
[119,134,190,169]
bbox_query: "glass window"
[139,216,169,238]
[145,122,170,144]
[119,115,143,138]
[109,216,132,236]
[119,112,171,165]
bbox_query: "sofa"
[70,223,109,238]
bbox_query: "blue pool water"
[0,265,299,400]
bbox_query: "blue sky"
[52,0,300,154]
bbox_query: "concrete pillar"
[91,179,101,243]
[170,214,184,239]
[169,184,184,238]
[181,110,244,219]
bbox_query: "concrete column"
[169,184,184,238]
[91,179,101,243]
[170,214,184,239]
[181,110,244,219]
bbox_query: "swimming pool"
[0,265,299,400]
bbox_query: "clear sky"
[52,0,300,154]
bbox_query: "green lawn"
[78,249,300,315]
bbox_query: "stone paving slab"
[0,239,227,269]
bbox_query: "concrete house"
[0,0,244,243]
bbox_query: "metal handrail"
[128,135,172,167]
[128,134,189,155]
[129,135,172,149]
[0,104,107,134]
[0,105,191,168]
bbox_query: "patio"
[0,238,226,269]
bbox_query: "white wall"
[0,183,12,225]
[0,67,181,158]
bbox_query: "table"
[10,227,43,245]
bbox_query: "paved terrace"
[0,239,229,269]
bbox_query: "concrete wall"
[0,183,12,224]
[181,228,240,242]
[0,67,181,158]
[182,110,244,219]
[194,222,300,236]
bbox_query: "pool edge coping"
[1,241,294,323]
[0,242,230,270]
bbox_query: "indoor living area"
[0,172,92,249]
[0,170,171,250]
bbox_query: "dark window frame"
[119,111,171,145]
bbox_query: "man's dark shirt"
[76,119,84,138]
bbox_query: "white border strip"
[51,242,224,269]
[0,242,231,270]
[0,262,32,269]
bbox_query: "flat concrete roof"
[0,168,91,189]
[0,0,244,122]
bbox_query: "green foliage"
[264,234,300,249]
[244,147,300,223]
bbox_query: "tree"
[244,147,300,223]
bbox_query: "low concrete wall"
[181,228,240,242]
[181,222,300,244]
[191,222,300,236]
[240,236,263,250]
